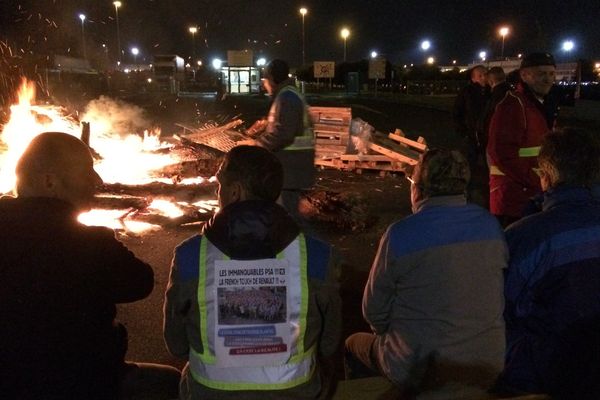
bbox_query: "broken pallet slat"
[368,143,419,165]
[388,133,428,152]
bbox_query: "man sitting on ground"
[345,149,507,397]
[164,145,341,400]
[498,128,600,398]
[0,132,180,399]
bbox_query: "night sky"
[0,0,598,67]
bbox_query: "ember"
[0,78,220,232]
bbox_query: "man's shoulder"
[495,90,523,110]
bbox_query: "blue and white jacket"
[502,185,600,394]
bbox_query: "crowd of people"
[2,54,600,400]
[218,288,286,324]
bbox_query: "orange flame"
[0,78,217,232]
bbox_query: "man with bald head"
[0,132,179,399]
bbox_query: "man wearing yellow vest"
[239,59,315,224]
[163,145,341,400]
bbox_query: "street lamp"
[131,47,139,69]
[562,40,575,53]
[479,51,487,61]
[79,14,86,60]
[427,56,435,65]
[212,58,222,70]
[257,58,267,66]
[371,51,378,59]
[499,26,509,59]
[189,26,198,61]
[340,27,350,62]
[113,1,122,66]
[420,40,431,51]
[299,7,307,65]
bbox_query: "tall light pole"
[131,47,139,70]
[113,1,122,67]
[340,27,350,62]
[499,26,509,59]
[189,26,198,62]
[299,7,307,65]
[79,14,87,60]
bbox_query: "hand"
[246,119,268,137]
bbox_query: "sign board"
[368,58,386,79]
[314,61,335,78]
[227,50,253,67]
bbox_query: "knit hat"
[264,59,289,84]
[521,52,556,69]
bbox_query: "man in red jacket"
[486,52,558,226]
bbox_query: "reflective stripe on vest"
[189,234,314,391]
[518,146,541,157]
[276,86,314,151]
[489,146,541,176]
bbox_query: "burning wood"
[0,78,222,233]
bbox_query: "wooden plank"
[340,154,391,162]
[388,133,428,152]
[368,143,419,165]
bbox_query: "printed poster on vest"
[214,258,294,367]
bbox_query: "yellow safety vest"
[270,85,314,151]
[189,234,315,391]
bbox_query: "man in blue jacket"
[163,145,341,400]
[498,128,600,398]
[345,149,507,396]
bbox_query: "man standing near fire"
[0,132,180,399]
[164,145,341,400]
[487,52,559,226]
[239,59,315,224]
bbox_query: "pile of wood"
[310,106,428,175]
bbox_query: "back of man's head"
[265,59,289,85]
[413,148,470,197]
[487,67,506,87]
[219,145,283,202]
[538,128,600,188]
[15,132,100,209]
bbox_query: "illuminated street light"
[197,60,203,67]
[78,14,87,60]
[479,51,487,61]
[562,40,575,52]
[427,56,435,65]
[257,58,267,66]
[113,1,122,66]
[421,40,431,51]
[299,7,307,65]
[131,47,139,69]
[371,51,378,59]
[212,58,222,70]
[499,26,509,59]
[340,28,350,62]
[189,26,198,61]
[452,60,457,65]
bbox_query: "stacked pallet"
[309,106,352,159]
[310,106,427,174]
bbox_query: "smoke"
[81,96,151,138]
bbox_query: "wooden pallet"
[316,154,407,175]
[309,106,352,159]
